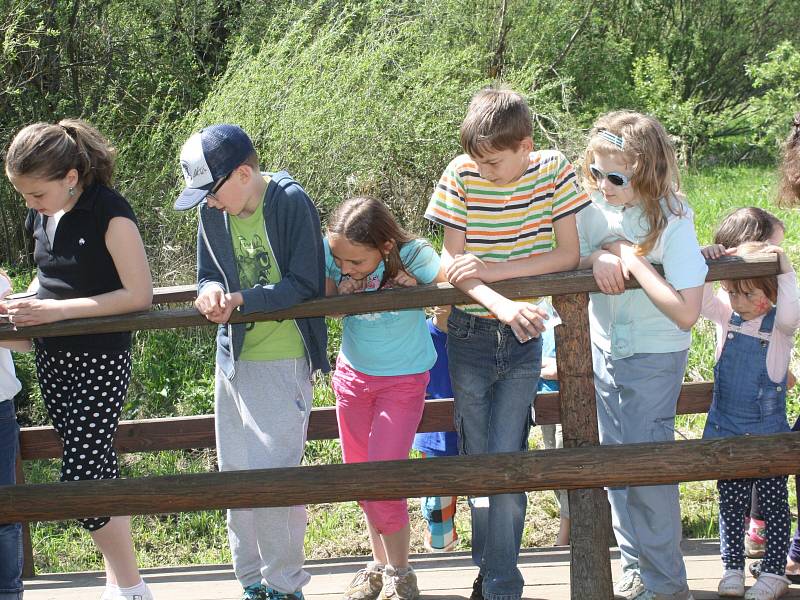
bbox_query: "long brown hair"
[583,111,683,255]
[5,118,115,186]
[326,197,426,288]
[777,112,800,207]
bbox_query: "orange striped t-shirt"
[425,150,590,317]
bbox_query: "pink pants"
[332,358,429,534]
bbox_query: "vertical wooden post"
[552,293,613,599]
[15,453,35,578]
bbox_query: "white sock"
[118,579,147,596]
[367,561,385,572]
[105,583,121,593]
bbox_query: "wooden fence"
[0,254,792,600]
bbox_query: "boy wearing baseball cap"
[174,124,329,600]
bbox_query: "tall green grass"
[15,165,800,572]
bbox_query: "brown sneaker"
[378,566,420,600]
[343,564,384,600]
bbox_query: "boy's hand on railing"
[447,253,493,283]
[195,286,240,324]
[492,299,546,342]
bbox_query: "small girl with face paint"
[3,119,153,600]
[324,197,445,600]
[576,111,707,600]
[700,241,799,600]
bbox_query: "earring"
[68,187,75,197]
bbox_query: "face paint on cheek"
[755,297,771,312]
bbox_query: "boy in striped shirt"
[424,86,589,600]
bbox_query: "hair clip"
[597,129,625,150]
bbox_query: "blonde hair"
[460,86,532,158]
[5,118,115,186]
[724,241,778,304]
[583,111,683,255]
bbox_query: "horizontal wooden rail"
[1,431,797,523]
[18,382,714,460]
[0,255,779,340]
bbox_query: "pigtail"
[58,119,116,187]
[777,113,800,207]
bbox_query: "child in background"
[0,270,32,600]
[535,302,569,547]
[174,124,329,600]
[700,242,798,600]
[577,111,707,600]
[702,207,788,563]
[4,120,154,600]
[411,305,459,553]
[325,197,445,600]
[426,86,589,600]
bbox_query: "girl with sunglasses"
[576,111,707,600]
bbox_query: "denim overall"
[704,307,790,440]
[704,307,792,575]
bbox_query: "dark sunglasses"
[589,164,630,188]
[207,172,232,200]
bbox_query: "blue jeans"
[0,400,23,600]
[447,308,541,600]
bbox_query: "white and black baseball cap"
[174,124,256,211]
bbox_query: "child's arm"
[0,340,32,352]
[442,227,545,341]
[3,217,152,326]
[768,246,800,336]
[579,249,628,295]
[447,214,581,283]
[603,240,703,330]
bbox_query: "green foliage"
[746,41,800,150]
[189,0,578,234]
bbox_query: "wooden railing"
[0,254,791,600]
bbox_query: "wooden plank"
[2,431,798,523]
[0,255,779,340]
[152,285,196,304]
[19,385,715,460]
[552,293,613,599]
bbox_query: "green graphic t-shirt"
[229,201,305,361]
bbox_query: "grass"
[16,165,800,572]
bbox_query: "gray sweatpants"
[593,344,689,596]
[215,358,312,594]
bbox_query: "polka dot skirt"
[35,347,132,531]
[718,476,791,575]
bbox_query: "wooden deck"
[24,540,800,599]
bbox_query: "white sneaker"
[719,569,745,597]
[103,583,154,600]
[745,572,790,600]
[615,570,645,600]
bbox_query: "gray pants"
[593,345,689,596]
[215,358,312,594]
